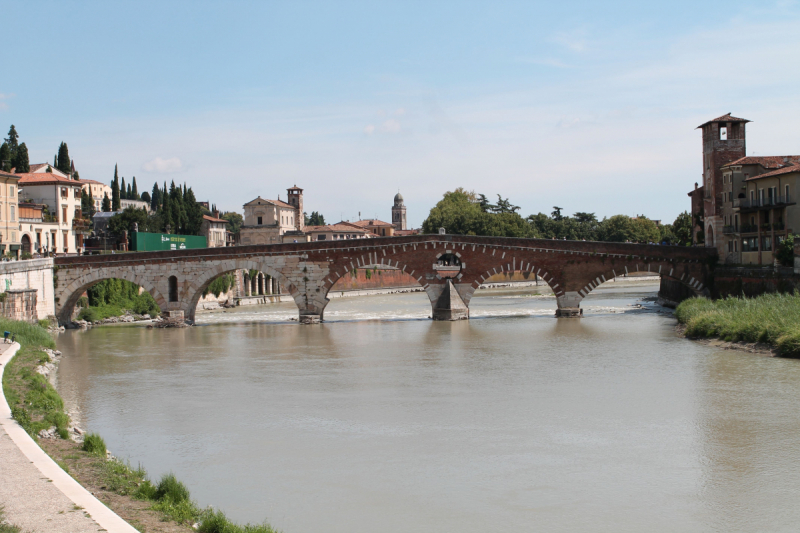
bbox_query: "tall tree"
[71,160,80,180]
[111,164,121,211]
[4,125,19,161]
[0,142,10,171]
[126,183,132,200]
[162,184,173,232]
[132,177,139,200]
[140,191,151,203]
[183,186,204,235]
[102,193,111,212]
[13,143,29,172]
[121,177,127,200]
[169,181,187,233]
[56,142,71,174]
[150,182,160,211]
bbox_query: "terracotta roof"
[243,196,295,209]
[350,219,394,228]
[306,223,369,233]
[697,113,751,128]
[17,173,81,186]
[722,156,800,170]
[0,170,19,180]
[745,164,800,181]
[203,214,227,223]
[79,179,108,186]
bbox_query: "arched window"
[169,276,178,302]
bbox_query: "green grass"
[675,293,800,356]
[82,433,107,456]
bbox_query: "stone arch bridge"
[53,235,716,324]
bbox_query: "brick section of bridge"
[53,235,716,323]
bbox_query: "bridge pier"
[555,292,583,318]
[431,279,469,320]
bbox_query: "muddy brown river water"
[54,282,800,533]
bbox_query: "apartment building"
[0,170,21,256]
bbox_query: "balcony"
[733,195,795,211]
[72,218,92,234]
[722,225,737,234]
[740,224,758,233]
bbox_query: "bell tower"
[287,185,304,230]
[392,192,407,230]
[696,113,749,252]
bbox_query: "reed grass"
[82,433,107,456]
[675,293,800,356]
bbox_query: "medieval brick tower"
[697,113,749,253]
[392,192,407,231]
[287,185,304,231]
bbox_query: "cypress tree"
[88,188,95,217]
[4,125,19,160]
[162,181,168,211]
[162,187,173,232]
[169,181,186,234]
[13,143,29,172]
[132,177,138,200]
[121,177,126,200]
[56,142,71,174]
[54,155,57,167]
[102,193,111,212]
[126,183,132,200]
[0,142,9,171]
[183,187,204,235]
[111,165,121,211]
[150,182,160,212]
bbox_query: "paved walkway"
[0,342,138,533]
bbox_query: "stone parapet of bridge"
[53,235,716,324]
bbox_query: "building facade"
[18,173,88,254]
[690,114,800,265]
[0,170,21,256]
[304,223,371,241]
[79,179,113,213]
[239,188,303,245]
[201,212,228,247]
[392,192,407,230]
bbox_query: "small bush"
[155,473,191,504]
[82,433,107,456]
[199,509,278,533]
[134,479,158,500]
[78,307,99,322]
[10,406,31,433]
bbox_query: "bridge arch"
[57,269,167,324]
[182,258,300,322]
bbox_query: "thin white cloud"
[363,124,375,135]
[381,119,401,133]
[142,156,184,173]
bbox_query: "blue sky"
[2,1,799,227]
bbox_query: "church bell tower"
[392,192,407,231]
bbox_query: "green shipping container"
[131,232,207,251]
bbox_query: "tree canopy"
[56,142,71,175]
[422,189,534,238]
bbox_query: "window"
[720,126,727,140]
[169,276,178,302]
[762,236,772,252]
[317,234,326,240]
[9,186,14,198]
[750,190,755,203]
[257,216,262,225]
[62,207,67,222]
[74,188,80,198]
[61,187,67,198]
[742,237,758,252]
[734,240,738,252]
[63,232,68,250]
[786,185,791,200]
[10,206,14,222]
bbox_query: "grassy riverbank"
[1,318,278,533]
[675,293,800,356]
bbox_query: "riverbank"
[0,317,277,532]
[675,293,800,357]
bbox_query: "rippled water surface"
[55,282,800,533]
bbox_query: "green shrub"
[77,307,98,322]
[155,473,191,503]
[82,433,107,456]
[10,406,31,433]
[134,479,158,500]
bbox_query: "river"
[53,281,800,533]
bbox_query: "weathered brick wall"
[713,266,800,298]
[330,268,419,291]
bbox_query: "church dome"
[394,192,404,206]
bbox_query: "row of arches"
[242,270,282,297]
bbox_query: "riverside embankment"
[675,293,800,357]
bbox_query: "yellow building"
[721,157,800,265]
[0,170,21,256]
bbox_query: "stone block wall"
[0,258,54,319]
